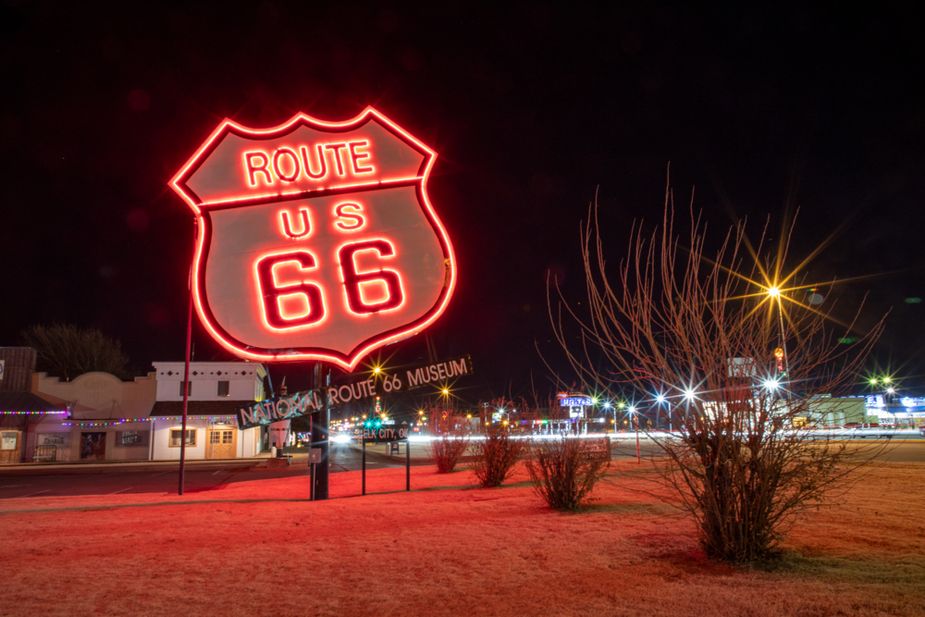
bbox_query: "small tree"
[548,188,884,562]
[22,323,130,380]
[472,427,525,488]
[430,433,470,473]
[527,437,610,510]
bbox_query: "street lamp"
[627,404,640,463]
[766,285,793,403]
[653,393,669,431]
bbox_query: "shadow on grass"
[756,550,925,584]
[577,501,678,516]
[416,483,480,492]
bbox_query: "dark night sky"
[2,3,924,398]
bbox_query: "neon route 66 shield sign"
[169,108,457,371]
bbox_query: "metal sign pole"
[405,438,410,491]
[308,410,314,501]
[634,416,641,463]
[309,462,315,501]
[178,231,195,497]
[311,367,330,500]
[361,438,367,496]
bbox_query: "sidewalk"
[0,453,275,476]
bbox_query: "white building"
[149,361,267,460]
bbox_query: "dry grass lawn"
[0,457,922,617]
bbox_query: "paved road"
[0,442,400,500]
[0,440,920,501]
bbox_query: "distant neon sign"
[169,108,457,370]
[558,395,592,407]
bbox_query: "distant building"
[864,394,925,427]
[806,396,868,426]
[149,361,267,460]
[0,347,68,464]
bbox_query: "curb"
[0,457,273,477]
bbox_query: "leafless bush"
[547,183,885,562]
[527,437,610,510]
[430,434,469,473]
[472,428,525,487]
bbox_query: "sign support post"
[308,410,313,500]
[361,439,367,496]
[311,365,330,500]
[178,236,195,497]
[406,437,411,491]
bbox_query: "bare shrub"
[547,184,885,562]
[472,428,525,487]
[527,437,610,510]
[430,434,470,473]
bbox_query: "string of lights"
[61,415,238,428]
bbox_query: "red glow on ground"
[0,457,921,616]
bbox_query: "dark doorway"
[80,432,106,460]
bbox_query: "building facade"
[0,347,69,464]
[32,371,156,462]
[149,361,267,460]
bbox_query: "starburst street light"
[706,220,895,400]
[626,404,641,463]
[602,401,614,433]
[762,378,780,391]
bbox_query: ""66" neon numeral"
[256,239,405,330]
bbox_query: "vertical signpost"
[169,107,457,500]
[360,423,410,495]
[311,368,330,500]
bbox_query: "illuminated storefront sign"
[236,355,472,429]
[170,108,457,370]
[558,395,592,407]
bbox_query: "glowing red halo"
[168,107,457,371]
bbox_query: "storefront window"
[1,431,18,450]
[36,433,66,447]
[116,431,149,447]
[168,429,196,447]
